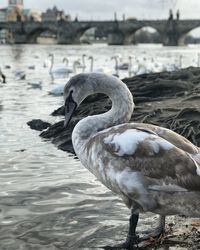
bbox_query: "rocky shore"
[28,67,200,249]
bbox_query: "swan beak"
[64,99,77,128]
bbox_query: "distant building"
[6,6,22,21]
[0,8,7,22]
[6,0,23,21]
[22,9,42,22]
[8,0,23,9]
[42,6,71,22]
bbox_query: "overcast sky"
[1,0,200,20]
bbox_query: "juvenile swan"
[63,72,200,249]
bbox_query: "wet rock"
[27,119,51,131]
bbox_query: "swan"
[48,82,66,96]
[14,69,26,80]
[163,56,182,72]
[49,60,80,96]
[0,67,6,83]
[27,80,42,89]
[88,56,113,75]
[171,54,183,70]
[28,65,35,70]
[76,54,87,72]
[48,53,73,78]
[128,57,148,77]
[63,72,200,249]
[112,55,129,71]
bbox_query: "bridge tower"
[162,9,180,46]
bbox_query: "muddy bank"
[28,67,200,249]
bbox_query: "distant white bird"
[48,83,65,96]
[112,55,129,71]
[48,53,73,78]
[15,69,26,80]
[163,55,183,72]
[48,60,81,96]
[77,54,87,72]
[88,56,113,75]
[27,80,42,89]
[28,65,35,70]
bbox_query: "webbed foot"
[103,235,139,249]
[139,227,165,243]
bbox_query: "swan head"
[63,57,69,66]
[63,73,93,127]
[63,72,134,128]
[64,72,128,127]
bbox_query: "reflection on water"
[0,44,200,249]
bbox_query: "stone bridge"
[1,18,200,45]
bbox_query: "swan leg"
[103,210,139,250]
[123,212,139,249]
[139,215,166,241]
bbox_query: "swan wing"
[129,122,198,154]
[86,125,200,193]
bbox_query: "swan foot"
[103,235,139,249]
[139,215,166,244]
[139,227,165,243]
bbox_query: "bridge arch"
[26,27,58,44]
[179,27,200,45]
[0,25,13,43]
[72,26,94,44]
[124,26,162,44]
[80,27,96,44]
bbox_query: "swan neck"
[114,57,119,75]
[72,79,134,152]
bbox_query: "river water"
[0,43,200,250]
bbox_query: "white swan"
[27,80,42,89]
[88,56,113,75]
[48,53,73,78]
[14,69,26,80]
[49,82,66,96]
[112,55,129,71]
[77,54,87,72]
[63,72,200,249]
[49,60,80,96]
[28,65,35,70]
